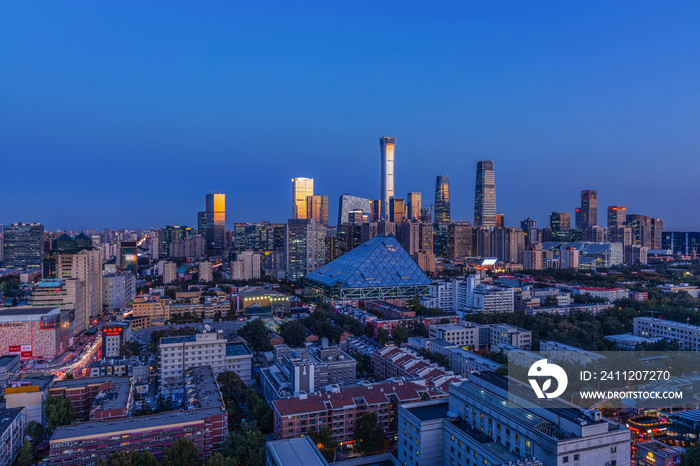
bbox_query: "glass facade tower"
[379,137,396,220]
[434,175,451,223]
[205,192,226,250]
[3,222,44,269]
[474,161,496,228]
[292,177,314,220]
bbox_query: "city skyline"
[2,3,700,230]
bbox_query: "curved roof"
[306,234,431,289]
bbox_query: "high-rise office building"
[197,212,207,236]
[369,200,382,222]
[474,161,496,228]
[652,218,664,249]
[550,212,571,232]
[434,175,450,223]
[306,195,329,225]
[285,219,326,281]
[627,214,653,248]
[495,213,505,228]
[2,222,44,269]
[291,178,314,220]
[337,194,371,226]
[406,192,421,223]
[389,198,405,224]
[607,206,626,230]
[447,223,472,259]
[56,249,103,332]
[575,190,597,230]
[205,192,226,250]
[379,136,396,220]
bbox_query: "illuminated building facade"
[2,222,44,269]
[474,161,496,228]
[379,136,396,220]
[389,197,405,224]
[576,189,598,230]
[292,177,314,220]
[0,306,69,359]
[406,192,421,222]
[306,194,329,225]
[434,175,451,223]
[101,322,131,359]
[285,219,326,281]
[205,192,226,250]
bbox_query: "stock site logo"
[528,359,568,399]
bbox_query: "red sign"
[20,351,32,359]
[8,346,20,354]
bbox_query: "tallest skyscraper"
[379,136,396,220]
[474,160,497,228]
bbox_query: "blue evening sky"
[1,2,699,231]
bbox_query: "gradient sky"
[2,2,699,231]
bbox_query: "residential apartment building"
[373,346,465,393]
[0,408,25,466]
[272,380,438,442]
[634,317,700,351]
[159,332,252,391]
[102,273,135,312]
[49,367,227,464]
[261,340,357,402]
[55,249,103,333]
[398,371,630,466]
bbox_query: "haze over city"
[2,1,700,230]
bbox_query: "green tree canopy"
[309,426,338,462]
[44,396,76,433]
[238,319,272,352]
[353,412,387,454]
[279,321,306,347]
[162,438,200,466]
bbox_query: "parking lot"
[132,321,247,347]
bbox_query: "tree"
[217,371,247,400]
[391,326,410,345]
[682,441,700,466]
[125,341,142,357]
[16,440,34,466]
[27,420,45,445]
[138,450,159,466]
[44,396,76,432]
[279,321,306,347]
[162,438,200,466]
[223,423,265,466]
[354,412,387,454]
[238,319,272,352]
[309,426,338,462]
[377,328,390,344]
[543,296,559,307]
[351,352,372,375]
[101,450,141,466]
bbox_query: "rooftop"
[306,235,431,289]
[266,436,326,466]
[226,342,252,357]
[406,401,449,421]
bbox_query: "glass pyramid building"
[305,234,431,299]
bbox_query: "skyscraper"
[474,161,496,228]
[2,222,44,269]
[550,212,571,233]
[285,219,326,281]
[607,206,627,229]
[292,178,314,220]
[406,192,421,223]
[379,137,396,220]
[205,192,226,250]
[337,194,371,225]
[434,176,450,223]
[306,195,329,225]
[389,198,405,224]
[575,190,597,230]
